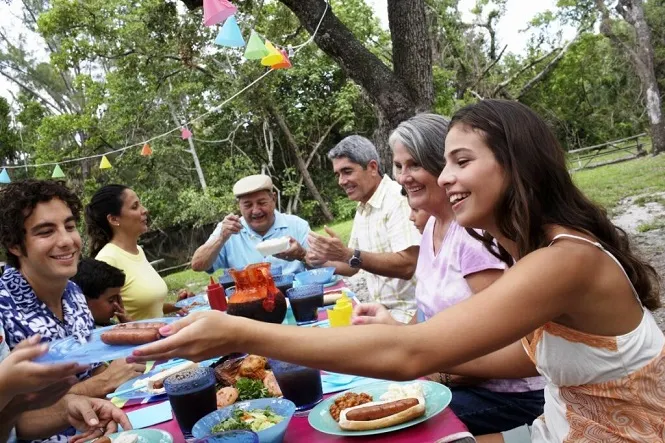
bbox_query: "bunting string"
[0,1,329,172]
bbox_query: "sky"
[368,0,573,55]
[0,0,575,105]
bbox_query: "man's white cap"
[233,174,273,197]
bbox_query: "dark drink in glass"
[164,367,217,439]
[269,360,323,415]
[286,284,323,325]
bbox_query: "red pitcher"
[226,262,287,323]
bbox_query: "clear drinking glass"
[268,359,323,416]
[286,284,324,325]
[164,366,217,439]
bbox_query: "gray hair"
[388,113,449,177]
[328,135,383,174]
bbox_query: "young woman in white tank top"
[130,101,664,443]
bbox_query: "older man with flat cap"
[191,174,310,275]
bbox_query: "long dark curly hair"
[0,179,82,269]
[449,100,660,310]
[85,184,129,257]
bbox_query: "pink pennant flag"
[203,0,237,27]
[181,127,193,140]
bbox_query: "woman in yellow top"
[85,185,190,320]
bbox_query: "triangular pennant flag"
[203,0,237,27]
[272,49,292,70]
[244,31,270,60]
[51,164,65,178]
[261,41,283,66]
[99,155,112,169]
[141,143,153,156]
[214,15,245,47]
[181,127,193,140]
[0,168,10,184]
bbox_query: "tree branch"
[0,70,63,114]
[516,29,583,100]
[468,44,507,92]
[268,104,334,221]
[492,49,558,97]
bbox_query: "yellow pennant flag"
[99,155,112,169]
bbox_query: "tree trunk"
[268,105,335,222]
[179,0,435,172]
[387,0,433,112]
[596,0,665,154]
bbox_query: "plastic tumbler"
[164,367,217,439]
[269,359,323,416]
[286,284,324,325]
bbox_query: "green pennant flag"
[244,31,270,60]
[51,164,66,178]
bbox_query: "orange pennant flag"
[141,143,153,156]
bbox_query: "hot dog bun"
[338,398,425,431]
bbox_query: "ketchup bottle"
[207,276,227,311]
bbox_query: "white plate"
[256,237,290,256]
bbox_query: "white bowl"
[255,237,290,256]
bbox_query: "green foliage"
[332,196,357,221]
[0,97,19,161]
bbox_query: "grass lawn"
[165,152,665,296]
[572,153,665,213]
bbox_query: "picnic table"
[117,280,473,442]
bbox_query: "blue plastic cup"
[192,431,258,443]
[270,264,283,277]
[164,367,217,439]
[268,359,323,416]
[286,284,323,325]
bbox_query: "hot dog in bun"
[336,383,426,431]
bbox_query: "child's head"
[0,179,82,281]
[401,187,430,234]
[72,258,126,325]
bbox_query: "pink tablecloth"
[123,280,470,442]
[125,400,469,443]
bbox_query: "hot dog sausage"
[100,328,161,345]
[345,398,419,421]
[113,322,167,330]
[95,437,112,443]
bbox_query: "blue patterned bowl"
[192,431,258,443]
[294,267,335,285]
[192,398,296,443]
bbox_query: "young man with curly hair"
[0,180,138,443]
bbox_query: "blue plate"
[35,318,179,365]
[107,429,173,443]
[308,380,451,437]
[108,357,230,400]
[175,293,209,310]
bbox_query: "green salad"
[211,407,284,433]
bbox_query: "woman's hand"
[66,395,132,443]
[130,311,236,363]
[352,303,402,326]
